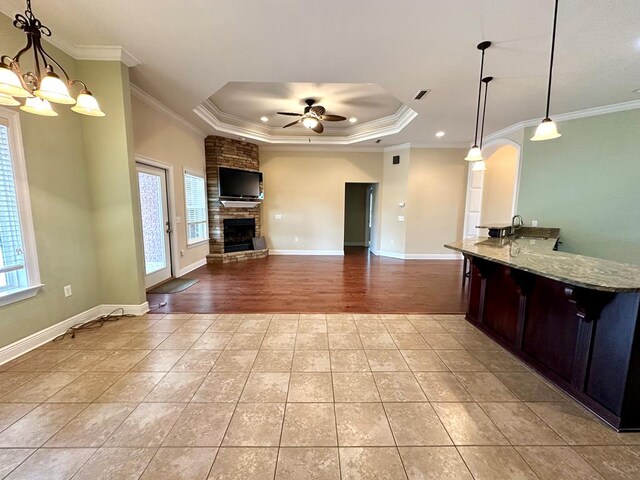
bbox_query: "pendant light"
[0,93,21,106]
[465,41,491,161]
[531,0,561,141]
[0,0,105,117]
[20,97,57,116]
[472,76,493,172]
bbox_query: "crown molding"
[71,45,141,67]
[193,100,418,145]
[484,99,640,144]
[130,84,207,138]
[0,7,140,66]
[259,145,384,153]
[259,142,465,154]
[383,142,411,152]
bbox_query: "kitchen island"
[446,231,640,431]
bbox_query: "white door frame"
[136,155,180,283]
[462,139,523,238]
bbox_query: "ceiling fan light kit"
[277,98,347,134]
[0,0,105,117]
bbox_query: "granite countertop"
[445,229,640,293]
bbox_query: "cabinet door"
[523,278,579,381]
[482,265,521,345]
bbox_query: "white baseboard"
[371,250,462,260]
[404,253,463,260]
[371,249,405,259]
[0,302,149,366]
[270,249,344,256]
[177,258,207,277]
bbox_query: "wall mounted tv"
[218,167,263,199]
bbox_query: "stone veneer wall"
[205,136,261,255]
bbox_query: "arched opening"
[463,139,522,238]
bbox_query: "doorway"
[137,162,173,288]
[463,141,521,238]
[344,183,376,250]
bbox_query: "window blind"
[184,172,208,244]
[0,124,27,292]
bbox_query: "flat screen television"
[218,166,263,199]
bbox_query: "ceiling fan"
[277,98,347,133]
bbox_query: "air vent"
[414,89,431,100]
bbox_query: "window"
[0,108,41,307]
[184,170,208,245]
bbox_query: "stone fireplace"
[205,136,268,263]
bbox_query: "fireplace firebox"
[223,218,256,253]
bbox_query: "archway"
[462,139,522,238]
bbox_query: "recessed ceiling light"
[436,131,446,138]
[260,116,269,122]
[349,117,358,123]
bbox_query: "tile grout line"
[201,313,256,479]
[371,315,410,480]
[272,313,299,480]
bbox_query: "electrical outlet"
[64,285,72,297]
[294,236,299,243]
[397,215,405,222]
[275,214,282,220]
[532,220,538,227]
[180,249,185,257]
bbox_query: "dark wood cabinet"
[465,256,640,431]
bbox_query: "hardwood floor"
[147,247,468,314]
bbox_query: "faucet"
[511,215,523,235]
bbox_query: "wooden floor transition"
[147,247,468,314]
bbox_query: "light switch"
[398,216,405,222]
[275,214,283,220]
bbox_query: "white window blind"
[0,123,28,293]
[184,171,208,245]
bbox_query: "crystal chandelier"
[0,0,105,117]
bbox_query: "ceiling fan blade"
[310,105,326,116]
[283,120,300,128]
[321,114,347,122]
[312,122,324,134]
[277,112,302,116]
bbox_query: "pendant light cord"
[544,0,559,119]
[479,79,490,149]
[473,48,486,146]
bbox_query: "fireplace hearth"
[224,218,255,253]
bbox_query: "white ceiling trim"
[130,84,206,138]
[259,142,465,153]
[0,7,140,66]
[194,100,418,145]
[484,99,640,144]
[259,145,384,153]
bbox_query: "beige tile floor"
[1,313,639,479]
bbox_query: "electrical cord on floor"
[53,308,135,341]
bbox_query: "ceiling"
[203,82,412,143]
[1,0,639,147]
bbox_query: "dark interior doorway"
[344,183,375,249]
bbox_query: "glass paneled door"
[137,163,172,288]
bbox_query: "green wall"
[517,109,640,264]
[78,61,146,306]
[0,14,146,349]
[0,15,101,346]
